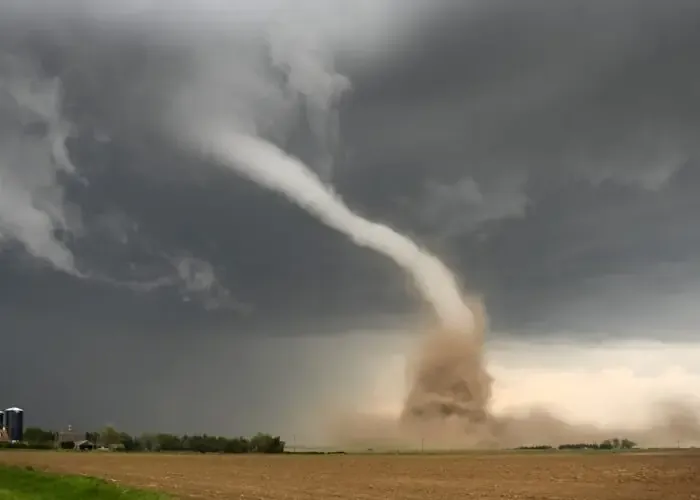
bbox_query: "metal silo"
[5,408,24,442]
[0,411,4,429]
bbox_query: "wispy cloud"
[0,54,250,312]
[174,256,253,313]
[417,174,529,238]
[0,54,81,274]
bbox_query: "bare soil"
[1,450,698,499]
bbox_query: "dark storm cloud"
[337,0,700,332]
[1,0,699,434]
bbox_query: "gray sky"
[1,0,699,439]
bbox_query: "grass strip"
[0,465,171,500]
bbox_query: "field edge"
[0,464,173,499]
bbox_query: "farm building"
[74,440,96,451]
[56,425,86,449]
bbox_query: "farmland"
[0,449,697,499]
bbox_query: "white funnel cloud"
[190,129,474,332]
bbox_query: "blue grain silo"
[0,410,4,429]
[5,408,24,442]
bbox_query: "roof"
[5,407,23,412]
[58,431,84,442]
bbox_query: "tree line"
[5,427,639,454]
[5,426,285,454]
[517,438,637,450]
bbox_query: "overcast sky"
[1,0,699,440]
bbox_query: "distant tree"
[250,433,285,454]
[23,427,40,443]
[554,438,636,451]
[139,433,158,452]
[599,440,614,450]
[599,438,636,450]
[180,435,191,451]
[101,426,122,447]
[620,438,637,449]
[24,427,55,445]
[85,432,99,444]
[558,443,598,450]
[223,437,250,454]
[188,434,217,454]
[156,433,183,451]
[119,432,140,451]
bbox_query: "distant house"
[0,428,8,443]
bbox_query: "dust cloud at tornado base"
[324,314,700,449]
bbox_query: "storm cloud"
[1,0,699,440]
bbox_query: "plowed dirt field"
[1,450,698,499]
